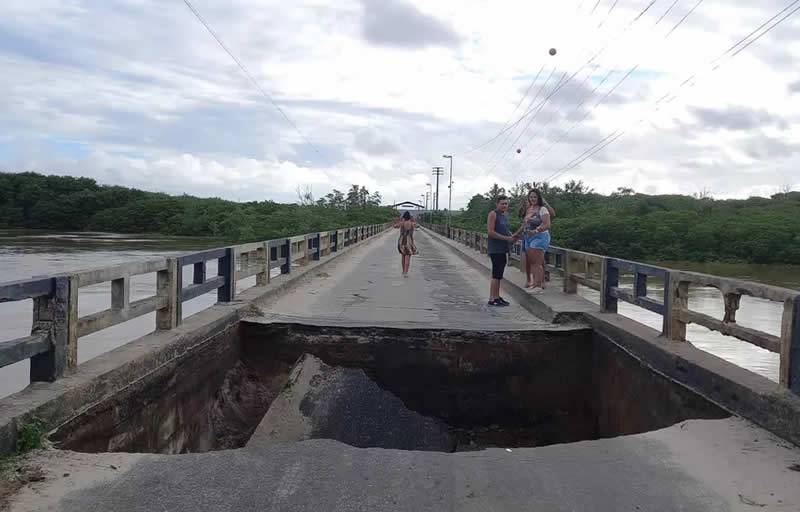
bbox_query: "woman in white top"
[519,189,552,294]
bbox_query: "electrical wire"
[481,67,556,167]
[180,0,325,160]
[482,0,663,174]
[541,0,800,185]
[465,0,626,156]
[517,0,693,170]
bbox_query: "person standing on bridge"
[487,196,517,307]
[520,189,552,295]
[397,211,417,277]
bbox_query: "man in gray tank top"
[486,195,517,306]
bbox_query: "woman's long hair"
[518,189,544,218]
[402,211,411,221]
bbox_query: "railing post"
[176,258,184,325]
[257,242,269,285]
[780,296,800,392]
[237,251,249,296]
[601,258,617,313]
[218,248,235,302]
[30,276,77,381]
[156,258,178,330]
[281,238,292,274]
[634,270,647,299]
[302,235,310,265]
[111,275,131,312]
[563,252,577,294]
[662,270,672,338]
[667,273,689,341]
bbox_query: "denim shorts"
[523,231,550,251]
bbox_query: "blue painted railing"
[0,223,391,385]
[428,223,800,394]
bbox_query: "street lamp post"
[443,154,453,235]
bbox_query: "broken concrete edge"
[584,311,800,448]
[423,228,800,448]
[246,353,318,448]
[241,321,591,346]
[242,315,585,333]
[0,231,390,456]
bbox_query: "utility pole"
[432,167,444,214]
[442,155,453,234]
[425,191,430,223]
[426,183,432,224]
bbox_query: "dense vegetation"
[3,172,798,264]
[438,181,800,265]
[0,172,396,242]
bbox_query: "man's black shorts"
[489,253,507,280]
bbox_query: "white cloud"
[1,0,799,209]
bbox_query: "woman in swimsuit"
[520,189,554,294]
[397,211,417,277]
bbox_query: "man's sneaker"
[528,287,544,295]
[488,298,508,307]
[498,297,510,306]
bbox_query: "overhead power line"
[180,0,325,161]
[465,0,618,156]
[471,0,661,169]
[477,0,662,174]
[466,65,547,156]
[541,0,800,185]
[515,0,696,171]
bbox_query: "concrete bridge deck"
[10,417,800,511]
[258,228,550,330]
[6,228,800,511]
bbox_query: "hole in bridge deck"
[51,323,729,455]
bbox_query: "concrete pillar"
[668,276,689,341]
[30,276,77,381]
[256,243,269,285]
[156,258,178,330]
[111,275,130,311]
[780,297,800,391]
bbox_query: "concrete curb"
[420,228,593,324]
[0,230,392,455]
[423,227,800,447]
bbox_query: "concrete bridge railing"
[425,223,800,395]
[0,223,391,386]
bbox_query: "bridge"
[1,222,799,511]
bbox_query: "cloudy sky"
[1,0,798,207]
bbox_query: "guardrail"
[426,223,800,394]
[0,223,391,385]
